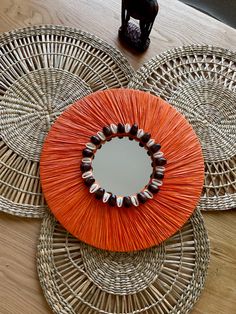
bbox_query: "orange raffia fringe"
[40,89,204,252]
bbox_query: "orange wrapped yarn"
[40,89,204,252]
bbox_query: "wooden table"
[0,1,236,313]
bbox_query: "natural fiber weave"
[128,45,236,211]
[79,241,165,294]
[0,25,134,218]
[37,209,210,314]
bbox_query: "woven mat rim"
[0,24,135,79]
[37,209,210,314]
[129,44,236,87]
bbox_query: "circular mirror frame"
[81,123,167,208]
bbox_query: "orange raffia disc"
[40,89,204,252]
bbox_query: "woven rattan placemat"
[0,25,134,218]
[129,45,236,211]
[37,209,210,314]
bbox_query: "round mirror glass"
[93,137,153,195]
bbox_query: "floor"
[0,0,236,313]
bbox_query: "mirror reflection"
[93,137,152,196]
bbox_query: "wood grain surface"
[0,0,236,313]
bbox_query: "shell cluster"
[80,123,167,207]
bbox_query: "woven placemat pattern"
[37,209,210,314]
[0,25,134,218]
[79,241,165,295]
[128,45,236,211]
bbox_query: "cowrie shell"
[82,171,93,179]
[155,166,166,172]
[103,192,111,203]
[143,190,153,199]
[97,131,106,141]
[86,142,96,150]
[137,129,144,138]
[116,196,123,207]
[147,139,155,147]
[125,123,131,133]
[131,195,139,207]
[152,179,163,186]
[90,183,100,193]
[82,157,92,163]
[153,151,164,158]
[110,124,118,134]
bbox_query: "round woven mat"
[129,45,236,211]
[0,25,134,218]
[37,209,210,314]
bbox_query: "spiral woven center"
[80,242,165,295]
[170,80,236,162]
[0,68,91,161]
